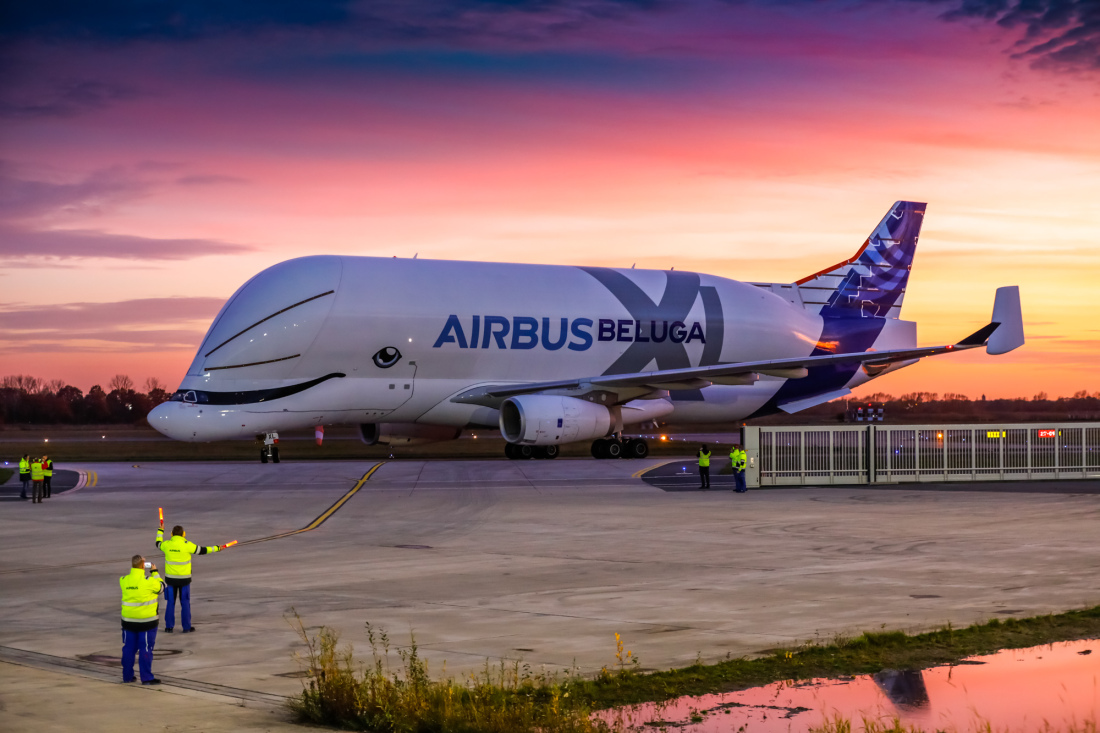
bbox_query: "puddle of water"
[599,639,1100,732]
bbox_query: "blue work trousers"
[20,474,29,498]
[121,628,157,682]
[734,470,747,492]
[164,583,191,630]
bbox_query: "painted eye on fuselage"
[372,347,402,368]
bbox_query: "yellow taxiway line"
[241,463,383,546]
[631,459,682,479]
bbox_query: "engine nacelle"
[359,423,462,446]
[499,395,612,446]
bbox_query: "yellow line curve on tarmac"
[0,463,384,575]
[240,463,383,546]
[631,459,681,479]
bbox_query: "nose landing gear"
[258,432,280,463]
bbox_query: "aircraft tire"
[605,440,623,459]
[628,439,649,459]
[260,449,268,464]
[272,446,281,464]
[517,444,535,460]
[591,439,607,459]
[543,444,560,459]
[504,443,518,459]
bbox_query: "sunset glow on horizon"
[2,1,1097,399]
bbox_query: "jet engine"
[359,423,461,446]
[499,395,612,446]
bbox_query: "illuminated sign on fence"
[986,430,1005,438]
[1038,429,1057,438]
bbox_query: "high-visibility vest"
[730,449,747,471]
[698,450,711,467]
[120,568,164,623]
[19,458,29,475]
[30,462,43,481]
[42,459,53,477]
[156,529,219,580]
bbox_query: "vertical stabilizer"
[797,201,925,319]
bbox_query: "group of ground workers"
[119,508,236,685]
[697,444,748,492]
[17,454,54,502]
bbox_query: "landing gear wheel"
[517,444,535,459]
[260,449,269,464]
[591,439,607,459]
[543,444,560,459]
[505,443,518,459]
[272,446,280,464]
[627,439,649,459]
[604,440,623,459]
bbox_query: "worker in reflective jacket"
[697,445,711,490]
[730,446,748,493]
[120,555,165,684]
[155,522,232,633]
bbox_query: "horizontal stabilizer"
[987,286,1024,355]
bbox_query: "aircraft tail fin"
[796,201,925,319]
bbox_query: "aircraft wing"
[453,286,1023,408]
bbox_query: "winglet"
[987,286,1024,355]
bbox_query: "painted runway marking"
[240,463,383,545]
[631,459,681,479]
[0,464,383,574]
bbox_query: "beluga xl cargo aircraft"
[149,202,1024,462]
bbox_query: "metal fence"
[745,423,1100,487]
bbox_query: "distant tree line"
[0,374,170,426]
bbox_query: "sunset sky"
[1,1,1097,399]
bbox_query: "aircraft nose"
[148,401,185,440]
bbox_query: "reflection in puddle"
[599,639,1100,731]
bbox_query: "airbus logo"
[432,316,706,351]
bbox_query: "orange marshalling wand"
[158,507,163,526]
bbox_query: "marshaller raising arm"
[154,508,235,633]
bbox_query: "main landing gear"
[503,438,649,459]
[591,437,649,459]
[259,432,280,463]
[504,443,560,460]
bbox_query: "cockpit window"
[204,290,334,358]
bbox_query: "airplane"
[148,201,1025,462]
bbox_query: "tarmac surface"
[2,457,1099,731]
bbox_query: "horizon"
[2,1,1097,398]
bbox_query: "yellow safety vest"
[19,458,29,474]
[42,459,53,477]
[120,568,164,623]
[731,449,747,471]
[698,450,711,467]
[31,462,43,481]
[157,530,219,580]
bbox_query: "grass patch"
[0,467,12,485]
[286,613,620,732]
[288,606,1100,731]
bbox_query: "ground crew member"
[730,445,748,493]
[697,445,711,489]
[19,454,30,500]
[42,455,53,498]
[155,521,232,632]
[120,554,165,684]
[30,457,44,503]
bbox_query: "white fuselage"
[150,255,911,442]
